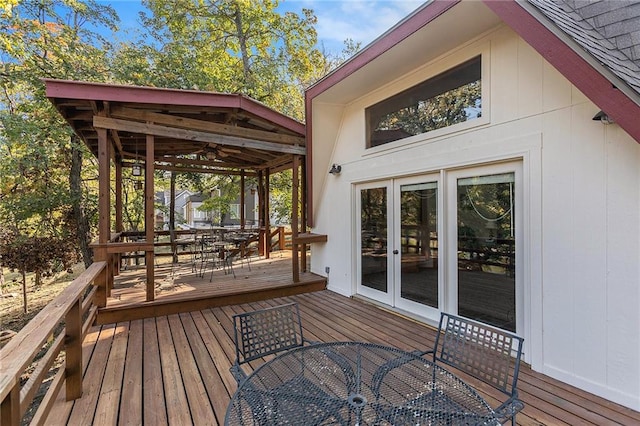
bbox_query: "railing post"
[65,298,82,401]
[1,384,20,426]
[279,226,285,251]
[94,246,108,307]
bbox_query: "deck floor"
[47,290,640,426]
[109,250,316,307]
[98,251,326,323]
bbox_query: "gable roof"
[306,0,640,143]
[304,0,640,227]
[45,79,306,175]
[527,0,640,107]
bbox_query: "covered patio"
[44,79,322,309]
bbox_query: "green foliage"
[120,0,324,120]
[0,1,118,282]
[197,174,243,224]
[0,228,79,279]
[270,170,292,224]
[0,0,345,285]
[377,81,481,137]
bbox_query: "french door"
[356,162,522,332]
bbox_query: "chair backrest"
[233,303,305,366]
[432,312,524,398]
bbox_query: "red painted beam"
[483,0,640,143]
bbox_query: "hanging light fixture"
[132,163,142,177]
[132,141,142,176]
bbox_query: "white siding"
[311,25,640,410]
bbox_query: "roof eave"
[44,79,305,136]
[305,0,460,101]
[482,0,640,142]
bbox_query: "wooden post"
[1,384,20,425]
[114,158,123,276]
[278,227,285,251]
[65,298,82,400]
[264,169,271,259]
[292,156,300,283]
[300,159,308,273]
[96,127,110,305]
[257,171,265,256]
[94,246,108,307]
[145,134,155,302]
[170,171,177,263]
[240,171,246,229]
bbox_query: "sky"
[97,0,425,55]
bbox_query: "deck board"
[119,319,143,425]
[142,317,168,425]
[47,290,640,426]
[99,252,326,324]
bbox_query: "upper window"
[366,56,481,148]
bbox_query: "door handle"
[392,250,399,255]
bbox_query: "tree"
[0,0,119,310]
[197,175,242,225]
[121,0,324,119]
[112,0,328,227]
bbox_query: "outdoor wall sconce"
[134,180,144,191]
[592,110,614,124]
[132,163,142,176]
[329,164,342,175]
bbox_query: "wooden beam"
[93,116,306,155]
[109,106,305,145]
[153,163,257,176]
[95,280,327,325]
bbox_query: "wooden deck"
[46,290,640,426]
[99,251,326,324]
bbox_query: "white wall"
[310,25,640,410]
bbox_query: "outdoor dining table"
[224,341,500,426]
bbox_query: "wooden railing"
[0,261,107,425]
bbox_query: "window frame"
[364,50,489,152]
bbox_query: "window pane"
[360,188,388,293]
[366,56,481,148]
[400,182,438,308]
[457,172,515,331]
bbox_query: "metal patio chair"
[229,303,354,424]
[374,312,525,425]
[230,303,308,384]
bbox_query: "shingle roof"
[529,0,640,96]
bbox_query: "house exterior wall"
[310,25,640,410]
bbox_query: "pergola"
[44,79,309,304]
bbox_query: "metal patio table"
[224,341,500,426]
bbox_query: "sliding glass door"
[449,166,519,331]
[355,161,522,333]
[394,175,440,314]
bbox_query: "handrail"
[0,261,107,425]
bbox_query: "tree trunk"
[70,135,93,267]
[233,5,252,90]
[21,269,27,314]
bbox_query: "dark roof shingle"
[529,0,640,96]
